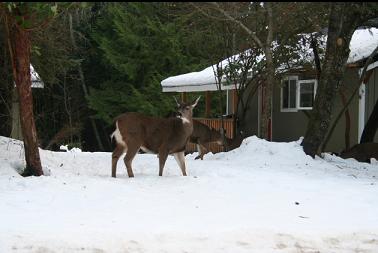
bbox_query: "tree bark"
[301,3,360,157]
[11,88,23,140]
[360,99,378,143]
[339,90,351,150]
[9,24,43,176]
[260,3,274,140]
[261,47,274,140]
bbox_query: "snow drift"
[0,136,377,252]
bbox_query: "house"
[161,28,378,153]
[11,64,44,140]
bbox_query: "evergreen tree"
[86,3,206,124]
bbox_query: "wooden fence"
[186,117,235,154]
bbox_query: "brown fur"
[111,97,200,178]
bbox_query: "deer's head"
[174,96,200,122]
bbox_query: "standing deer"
[111,96,200,178]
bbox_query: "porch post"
[232,89,238,114]
[205,91,211,117]
[181,92,187,103]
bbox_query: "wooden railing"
[186,117,235,154]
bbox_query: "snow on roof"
[161,66,221,92]
[161,28,378,92]
[348,28,378,64]
[161,54,249,92]
[31,64,44,88]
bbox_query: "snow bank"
[1,135,377,252]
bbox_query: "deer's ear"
[191,96,201,108]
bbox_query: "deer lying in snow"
[111,96,200,178]
[339,142,378,163]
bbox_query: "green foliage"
[86,3,210,123]
[3,2,59,29]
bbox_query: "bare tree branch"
[310,33,322,80]
[189,3,230,22]
[266,2,273,46]
[210,2,264,48]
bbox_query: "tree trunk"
[301,3,360,157]
[11,88,23,140]
[261,47,274,140]
[10,26,43,176]
[339,90,351,150]
[360,99,378,143]
[260,3,274,141]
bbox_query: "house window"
[281,76,317,112]
[281,76,298,112]
[297,80,317,110]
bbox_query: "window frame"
[280,75,299,112]
[281,76,318,112]
[297,79,318,110]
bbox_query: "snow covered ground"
[0,135,377,253]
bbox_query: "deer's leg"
[195,144,201,160]
[200,144,208,160]
[124,142,139,178]
[158,149,169,177]
[195,141,207,160]
[112,144,125,178]
[174,151,187,176]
